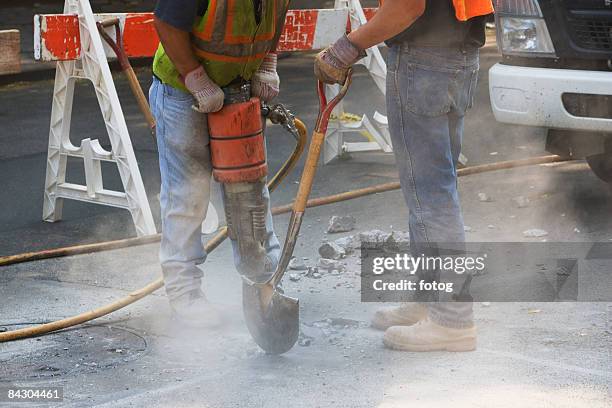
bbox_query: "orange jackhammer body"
[208,95,268,184]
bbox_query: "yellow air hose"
[0,153,570,342]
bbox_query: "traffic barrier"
[322,0,391,164]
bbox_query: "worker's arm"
[348,0,426,49]
[153,0,224,112]
[314,0,426,84]
[153,17,200,78]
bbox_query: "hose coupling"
[262,103,299,141]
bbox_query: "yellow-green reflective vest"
[153,0,289,90]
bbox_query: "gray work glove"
[251,52,280,102]
[184,66,225,113]
[314,34,365,84]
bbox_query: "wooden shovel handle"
[293,131,325,212]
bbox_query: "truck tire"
[587,153,612,183]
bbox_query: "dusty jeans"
[149,77,281,300]
[386,44,479,329]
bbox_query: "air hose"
[0,154,570,342]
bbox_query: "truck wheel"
[586,153,612,183]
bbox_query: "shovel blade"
[242,282,299,354]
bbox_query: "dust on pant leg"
[150,78,213,300]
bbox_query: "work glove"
[184,65,225,113]
[251,52,280,102]
[314,34,365,84]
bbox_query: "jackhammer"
[207,81,305,353]
[208,74,352,354]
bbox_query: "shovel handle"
[247,73,354,290]
[292,72,353,212]
[292,131,325,212]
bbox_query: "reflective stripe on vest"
[152,0,288,89]
[452,0,494,21]
[191,0,287,62]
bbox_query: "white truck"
[489,0,612,182]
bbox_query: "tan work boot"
[371,303,428,331]
[383,318,477,352]
[169,289,223,329]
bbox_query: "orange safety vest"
[452,0,494,21]
[153,0,289,90]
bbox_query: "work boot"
[383,318,477,352]
[169,289,223,329]
[371,303,428,331]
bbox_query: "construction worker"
[315,0,493,351]
[149,0,288,326]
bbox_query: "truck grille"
[571,19,612,51]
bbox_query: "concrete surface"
[0,19,611,408]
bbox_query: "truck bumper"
[488,63,612,133]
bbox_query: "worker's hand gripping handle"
[292,71,353,213]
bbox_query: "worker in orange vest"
[315,0,493,352]
[150,0,289,328]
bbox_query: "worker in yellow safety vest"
[315,0,493,352]
[149,0,289,327]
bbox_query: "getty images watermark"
[360,242,612,302]
[370,252,487,294]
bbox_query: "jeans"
[149,77,281,300]
[386,44,479,329]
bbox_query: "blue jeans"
[386,44,479,329]
[149,77,281,300]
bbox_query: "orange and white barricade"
[322,0,391,164]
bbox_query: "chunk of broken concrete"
[318,241,346,260]
[358,230,391,249]
[334,235,360,254]
[289,257,308,270]
[317,258,345,271]
[298,337,312,347]
[389,231,410,245]
[478,193,491,202]
[512,196,530,208]
[523,229,548,238]
[327,215,356,233]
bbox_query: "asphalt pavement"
[1,25,611,408]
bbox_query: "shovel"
[243,72,353,354]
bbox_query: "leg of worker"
[426,58,480,328]
[384,45,475,337]
[150,77,213,301]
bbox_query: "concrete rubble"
[326,215,356,233]
[358,229,391,248]
[523,228,549,238]
[317,258,345,272]
[478,192,492,202]
[333,235,360,253]
[318,241,346,259]
[512,195,530,208]
[289,256,308,270]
